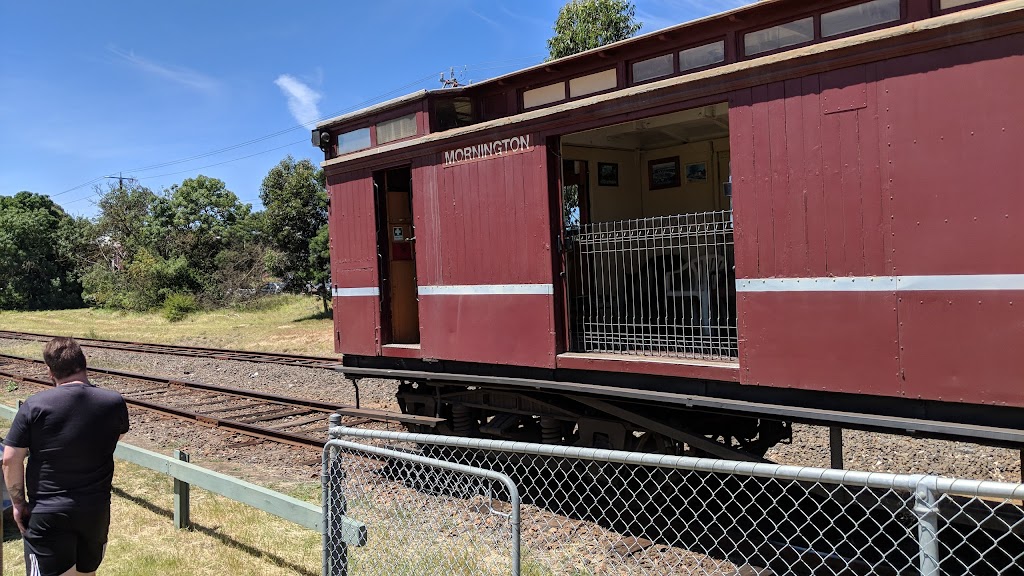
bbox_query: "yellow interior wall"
[563,137,729,223]
[640,141,717,217]
[561,145,643,222]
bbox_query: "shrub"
[162,292,197,322]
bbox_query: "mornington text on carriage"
[443,135,531,166]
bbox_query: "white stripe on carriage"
[737,275,1024,293]
[418,284,554,296]
[331,287,379,297]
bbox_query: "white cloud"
[108,46,221,94]
[274,74,322,127]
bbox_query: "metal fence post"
[914,475,941,576]
[323,413,347,576]
[173,450,191,530]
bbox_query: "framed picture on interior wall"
[685,161,707,183]
[648,157,680,190]
[597,162,618,187]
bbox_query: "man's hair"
[43,337,88,380]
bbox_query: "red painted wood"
[882,35,1024,276]
[420,294,556,368]
[556,355,741,383]
[433,144,551,286]
[412,161,442,287]
[729,88,757,282]
[767,81,790,276]
[839,110,866,276]
[801,74,828,276]
[751,84,775,277]
[328,171,380,356]
[820,105,846,275]
[899,292,1024,406]
[783,78,808,276]
[859,63,888,276]
[332,296,379,356]
[739,291,901,396]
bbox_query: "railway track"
[0,330,342,369]
[0,353,441,449]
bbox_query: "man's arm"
[2,445,29,533]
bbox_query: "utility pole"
[104,173,137,190]
[440,67,464,88]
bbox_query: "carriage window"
[679,41,725,72]
[376,113,417,144]
[744,17,814,55]
[632,54,673,83]
[523,82,567,109]
[434,97,475,131]
[821,0,900,37]
[570,69,617,98]
[336,127,371,155]
[940,0,984,8]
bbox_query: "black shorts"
[23,507,110,576]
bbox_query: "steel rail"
[0,330,343,369]
[0,355,442,449]
[0,352,440,427]
[0,365,327,448]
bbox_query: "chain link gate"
[325,425,1024,575]
[322,432,520,576]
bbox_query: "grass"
[0,295,335,356]
[2,460,323,576]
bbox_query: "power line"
[49,54,548,204]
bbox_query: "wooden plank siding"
[882,34,1024,405]
[327,170,380,355]
[734,33,1024,407]
[413,144,557,368]
[732,62,899,393]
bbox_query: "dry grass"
[0,295,335,356]
[2,460,323,576]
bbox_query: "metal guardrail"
[0,404,365,546]
[328,425,1024,576]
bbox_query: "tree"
[95,181,156,255]
[547,0,642,60]
[146,175,253,286]
[259,156,330,313]
[0,192,85,310]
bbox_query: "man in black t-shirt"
[2,337,129,576]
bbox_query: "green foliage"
[162,292,197,322]
[547,0,642,60]
[259,156,330,312]
[146,175,253,269]
[0,191,87,310]
[308,224,332,313]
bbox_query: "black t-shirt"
[4,383,129,513]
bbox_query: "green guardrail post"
[173,450,191,530]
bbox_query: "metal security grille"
[567,211,736,360]
[326,426,1024,576]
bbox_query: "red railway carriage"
[315,0,1024,459]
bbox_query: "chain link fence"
[322,437,519,576]
[324,425,1024,575]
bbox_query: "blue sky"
[0,1,749,217]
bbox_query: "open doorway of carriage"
[556,102,737,362]
[373,166,420,345]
